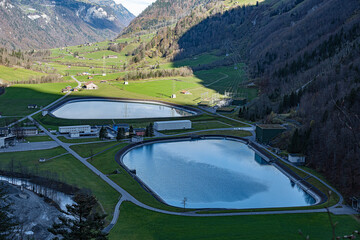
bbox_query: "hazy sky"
[114,0,156,16]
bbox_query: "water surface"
[51,100,195,119]
[122,139,315,209]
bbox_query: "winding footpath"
[10,76,357,233]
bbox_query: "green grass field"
[24,135,53,142]
[57,136,103,143]
[0,65,45,83]
[70,141,120,158]
[109,202,360,240]
[0,82,76,116]
[0,147,120,219]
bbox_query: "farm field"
[0,65,45,83]
[0,82,76,116]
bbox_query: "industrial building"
[154,120,192,131]
[288,154,306,165]
[11,127,38,137]
[0,135,16,148]
[0,127,10,136]
[113,124,130,133]
[255,124,286,144]
[232,98,247,106]
[59,125,91,134]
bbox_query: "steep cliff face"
[0,0,134,49]
[120,0,212,36]
[87,0,134,26]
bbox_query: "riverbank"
[1,181,60,240]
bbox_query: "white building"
[70,132,80,138]
[288,154,306,165]
[59,125,91,134]
[0,137,5,148]
[84,82,98,90]
[154,120,192,131]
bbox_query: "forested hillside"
[125,0,360,198]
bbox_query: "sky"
[114,0,156,16]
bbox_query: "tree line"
[124,67,193,80]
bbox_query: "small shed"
[131,136,143,143]
[255,124,286,144]
[232,98,247,106]
[27,104,38,109]
[134,128,146,136]
[70,132,80,138]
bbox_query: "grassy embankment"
[109,202,360,240]
[57,136,105,144]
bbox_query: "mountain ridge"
[120,0,213,36]
[0,0,135,49]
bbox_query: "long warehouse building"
[154,120,192,131]
[59,125,91,134]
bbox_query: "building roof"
[84,81,97,86]
[134,128,146,131]
[19,127,37,130]
[154,120,191,124]
[114,124,130,127]
[256,124,286,130]
[289,153,305,157]
[59,125,91,128]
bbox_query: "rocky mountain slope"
[0,0,134,49]
[120,0,212,36]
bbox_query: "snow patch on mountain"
[28,14,40,20]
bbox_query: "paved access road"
[0,141,58,153]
